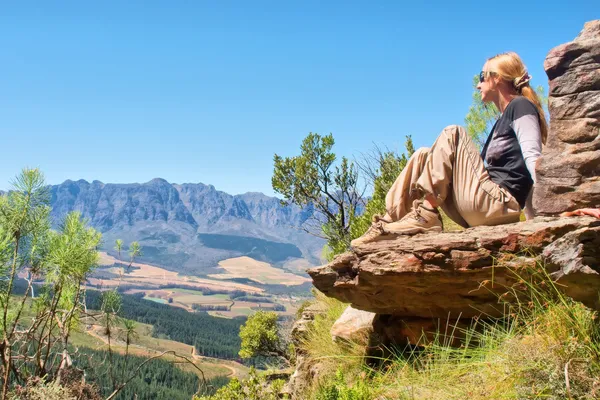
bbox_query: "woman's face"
[476,63,497,103]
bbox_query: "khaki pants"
[385,125,521,228]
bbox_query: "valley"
[4,176,320,398]
[91,251,309,318]
[49,179,325,272]
[71,317,249,380]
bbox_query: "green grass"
[301,264,600,400]
[295,292,368,398]
[229,307,253,316]
[439,208,465,232]
[167,289,231,301]
[168,288,207,295]
[144,296,167,304]
[209,294,231,300]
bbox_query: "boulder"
[534,20,600,214]
[308,216,600,319]
[330,306,375,343]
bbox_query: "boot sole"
[350,231,397,247]
[383,226,443,235]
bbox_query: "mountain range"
[48,178,324,275]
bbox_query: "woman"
[351,52,548,247]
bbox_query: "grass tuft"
[297,291,375,398]
[305,262,600,400]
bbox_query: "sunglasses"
[479,71,496,83]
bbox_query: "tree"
[119,319,139,381]
[0,168,200,399]
[465,75,548,148]
[0,168,101,399]
[195,368,286,400]
[238,311,288,363]
[100,288,121,390]
[272,133,361,255]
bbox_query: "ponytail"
[520,85,548,145]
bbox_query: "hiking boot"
[350,221,387,247]
[371,214,392,224]
[383,200,443,235]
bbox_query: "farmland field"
[125,287,299,318]
[93,252,264,293]
[144,295,167,304]
[94,252,305,319]
[208,256,311,285]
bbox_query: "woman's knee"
[436,125,471,149]
[441,125,468,138]
[413,147,430,158]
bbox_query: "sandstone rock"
[553,118,599,144]
[547,91,600,120]
[330,306,375,343]
[290,302,326,346]
[285,302,327,399]
[372,315,471,347]
[547,65,600,96]
[534,20,600,215]
[308,216,600,319]
[544,21,600,79]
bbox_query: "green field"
[131,287,299,319]
[144,296,167,304]
[168,288,230,300]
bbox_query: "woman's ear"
[490,74,501,90]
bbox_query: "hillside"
[48,179,324,274]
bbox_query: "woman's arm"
[511,114,542,220]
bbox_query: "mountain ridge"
[47,178,323,275]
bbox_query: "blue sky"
[1,1,597,196]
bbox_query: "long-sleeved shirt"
[481,96,542,209]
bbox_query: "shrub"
[315,369,373,400]
[194,368,287,400]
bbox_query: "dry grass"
[93,251,264,293]
[208,256,311,286]
[439,208,465,232]
[306,265,600,400]
[281,258,314,275]
[296,292,371,398]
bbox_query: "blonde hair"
[486,52,548,144]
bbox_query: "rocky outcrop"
[306,20,600,348]
[284,302,327,399]
[534,20,600,214]
[286,20,600,395]
[309,216,600,321]
[330,306,375,343]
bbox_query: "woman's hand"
[560,208,600,218]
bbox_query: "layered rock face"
[309,216,600,318]
[284,303,327,398]
[534,20,600,214]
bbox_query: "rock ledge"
[308,216,600,318]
